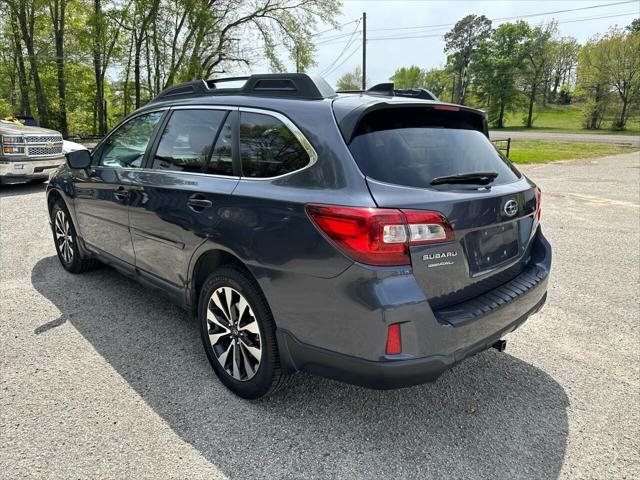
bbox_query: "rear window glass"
[349,108,520,189]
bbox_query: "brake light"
[535,188,542,221]
[305,204,454,266]
[433,105,460,112]
[385,323,402,355]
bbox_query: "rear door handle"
[113,186,129,200]
[187,194,212,212]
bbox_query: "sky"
[253,0,640,87]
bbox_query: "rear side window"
[153,109,230,174]
[349,108,520,189]
[239,112,309,178]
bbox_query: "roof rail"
[336,83,439,101]
[150,73,336,104]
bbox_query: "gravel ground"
[489,131,640,147]
[1,152,638,479]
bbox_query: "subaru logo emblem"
[504,199,518,217]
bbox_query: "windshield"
[348,108,520,189]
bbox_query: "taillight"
[385,323,402,355]
[402,210,454,244]
[535,188,542,221]
[305,204,453,266]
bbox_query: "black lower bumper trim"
[276,292,547,390]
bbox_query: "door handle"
[187,194,212,212]
[113,186,129,200]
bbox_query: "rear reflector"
[305,204,454,266]
[386,323,402,355]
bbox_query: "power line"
[312,19,359,37]
[319,20,361,76]
[367,10,638,41]
[323,43,361,77]
[367,1,638,33]
[315,30,360,46]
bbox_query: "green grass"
[508,140,639,164]
[497,103,640,135]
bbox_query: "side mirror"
[66,149,91,169]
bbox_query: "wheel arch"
[188,247,266,316]
[46,187,64,215]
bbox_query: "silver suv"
[0,119,64,184]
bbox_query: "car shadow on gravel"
[32,255,569,480]
[0,181,46,198]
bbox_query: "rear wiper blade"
[430,171,498,186]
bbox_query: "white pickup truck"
[0,119,65,184]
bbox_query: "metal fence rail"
[491,138,511,158]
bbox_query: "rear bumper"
[277,292,546,389]
[275,227,551,389]
[0,156,64,182]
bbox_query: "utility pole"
[362,12,366,90]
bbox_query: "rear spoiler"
[335,102,489,144]
[337,82,439,101]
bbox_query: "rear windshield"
[349,108,520,189]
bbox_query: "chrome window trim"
[170,105,237,112]
[90,165,240,181]
[91,105,317,181]
[237,106,318,181]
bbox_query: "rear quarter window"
[349,107,520,189]
[239,112,310,178]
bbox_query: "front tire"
[50,200,99,273]
[199,266,289,399]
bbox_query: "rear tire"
[51,200,100,273]
[199,266,290,399]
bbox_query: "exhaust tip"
[492,339,507,352]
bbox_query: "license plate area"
[465,222,519,274]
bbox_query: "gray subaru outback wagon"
[47,74,551,399]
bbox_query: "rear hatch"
[340,102,539,308]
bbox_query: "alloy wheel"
[54,209,74,264]
[206,286,262,381]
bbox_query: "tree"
[474,21,528,128]
[444,14,492,104]
[576,36,611,129]
[388,66,449,99]
[548,37,579,102]
[520,22,556,128]
[390,66,424,88]
[577,29,640,130]
[422,68,449,99]
[3,9,31,115]
[0,0,342,133]
[336,66,363,91]
[49,0,68,137]
[87,0,121,135]
[627,18,640,34]
[603,29,640,129]
[7,0,50,127]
